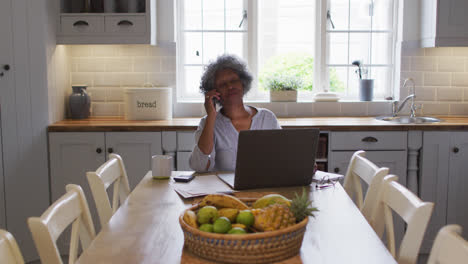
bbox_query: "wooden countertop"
[48,116,468,132]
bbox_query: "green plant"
[264,74,303,91]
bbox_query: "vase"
[270,90,297,102]
[359,79,374,101]
[69,85,91,119]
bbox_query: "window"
[176,0,398,101]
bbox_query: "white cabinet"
[161,131,196,171]
[420,131,468,253]
[420,0,468,47]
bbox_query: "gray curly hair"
[200,54,253,96]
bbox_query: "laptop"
[218,128,320,190]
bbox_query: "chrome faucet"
[392,78,416,117]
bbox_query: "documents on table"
[312,170,344,183]
[170,174,233,198]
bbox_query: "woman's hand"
[204,90,221,117]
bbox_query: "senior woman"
[189,54,281,172]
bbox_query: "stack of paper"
[170,174,233,198]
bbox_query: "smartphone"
[173,173,195,183]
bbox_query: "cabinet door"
[420,131,450,253]
[106,132,162,189]
[177,151,192,171]
[437,0,468,39]
[447,132,468,240]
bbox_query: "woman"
[189,54,281,172]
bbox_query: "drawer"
[105,15,146,35]
[61,16,104,34]
[330,131,407,150]
[177,131,196,151]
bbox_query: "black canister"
[69,85,91,119]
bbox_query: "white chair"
[371,175,434,264]
[343,150,389,221]
[0,229,25,264]
[28,184,96,264]
[86,153,131,228]
[427,225,468,264]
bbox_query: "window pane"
[203,0,224,30]
[329,33,348,65]
[203,32,225,64]
[226,32,245,58]
[368,66,392,98]
[329,67,347,94]
[347,67,360,97]
[371,33,392,64]
[373,0,394,30]
[226,0,245,30]
[329,0,349,31]
[349,33,370,66]
[183,66,204,97]
[349,0,372,30]
[183,0,201,30]
[184,33,202,65]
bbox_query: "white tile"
[402,47,424,57]
[173,102,204,117]
[415,86,436,101]
[134,57,161,72]
[91,102,120,116]
[118,103,125,116]
[148,43,176,56]
[438,57,464,72]
[421,103,450,115]
[71,72,93,86]
[70,45,93,57]
[367,102,392,116]
[250,103,287,117]
[119,45,148,56]
[92,45,119,56]
[313,102,341,116]
[94,73,120,86]
[76,58,106,72]
[452,47,468,56]
[411,57,436,71]
[106,87,124,101]
[464,88,468,101]
[286,102,314,117]
[161,57,176,72]
[401,57,411,71]
[452,73,468,87]
[436,87,463,101]
[119,73,146,86]
[147,73,176,87]
[105,58,133,72]
[449,103,468,115]
[424,47,452,56]
[340,102,367,116]
[424,72,451,86]
[400,72,424,87]
[87,87,106,101]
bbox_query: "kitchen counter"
[48,116,468,132]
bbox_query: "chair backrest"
[371,175,434,264]
[427,225,468,264]
[0,229,25,264]
[86,153,130,228]
[343,150,389,221]
[28,184,96,264]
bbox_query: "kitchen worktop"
[47,116,468,132]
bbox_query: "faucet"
[392,78,416,117]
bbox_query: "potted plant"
[265,74,303,102]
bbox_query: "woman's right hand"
[204,90,221,117]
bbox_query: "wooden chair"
[86,153,131,228]
[371,175,434,264]
[0,229,25,264]
[28,184,96,264]
[343,150,390,221]
[427,225,468,264]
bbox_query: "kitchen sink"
[375,116,442,124]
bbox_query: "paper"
[170,175,233,198]
[312,170,344,183]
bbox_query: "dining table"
[76,171,397,264]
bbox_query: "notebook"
[217,128,320,190]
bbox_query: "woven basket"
[179,198,308,264]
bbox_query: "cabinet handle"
[117,20,134,26]
[73,20,89,27]
[96,148,102,154]
[108,147,114,153]
[453,147,459,153]
[3,64,10,71]
[334,168,340,173]
[362,136,378,143]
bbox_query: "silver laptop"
[218,128,320,190]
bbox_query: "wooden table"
[76,171,397,264]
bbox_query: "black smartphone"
[173,173,195,183]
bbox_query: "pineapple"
[253,188,318,232]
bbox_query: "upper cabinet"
[421,0,468,47]
[57,0,157,44]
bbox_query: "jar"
[69,85,91,119]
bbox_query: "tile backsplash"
[401,47,468,116]
[69,44,176,116]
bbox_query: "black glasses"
[315,175,338,190]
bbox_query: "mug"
[152,155,173,179]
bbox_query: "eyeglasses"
[314,175,339,190]
[216,78,242,90]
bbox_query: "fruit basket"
[179,197,309,264]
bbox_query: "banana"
[218,208,239,222]
[183,210,198,229]
[199,194,249,210]
[252,194,291,208]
